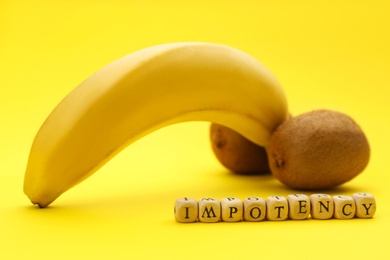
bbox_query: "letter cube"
[198,198,221,223]
[333,195,356,219]
[243,196,266,222]
[287,194,310,220]
[221,197,243,222]
[174,197,198,223]
[310,194,334,219]
[352,192,376,218]
[266,196,288,221]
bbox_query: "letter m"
[202,207,217,218]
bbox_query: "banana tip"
[30,199,50,208]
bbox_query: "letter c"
[342,203,353,216]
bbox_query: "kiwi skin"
[267,109,370,190]
[210,123,270,174]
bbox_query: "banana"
[24,42,288,207]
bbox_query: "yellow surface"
[1,0,389,259]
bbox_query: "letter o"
[250,207,262,219]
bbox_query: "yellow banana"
[24,42,288,207]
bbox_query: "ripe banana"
[24,42,289,207]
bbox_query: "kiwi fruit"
[267,109,370,189]
[210,123,270,174]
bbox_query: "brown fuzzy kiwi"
[210,123,270,174]
[267,109,370,189]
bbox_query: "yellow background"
[1,0,389,259]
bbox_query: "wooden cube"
[333,195,356,219]
[174,197,198,223]
[266,196,288,221]
[243,196,266,222]
[352,192,376,218]
[287,194,310,220]
[221,197,243,222]
[198,198,221,223]
[310,194,334,220]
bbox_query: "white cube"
[221,197,243,222]
[243,196,266,222]
[287,194,310,220]
[266,195,288,221]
